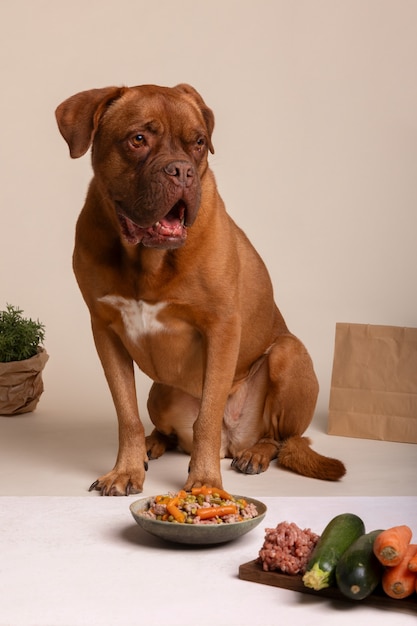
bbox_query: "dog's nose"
[164,161,194,186]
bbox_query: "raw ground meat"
[257,521,320,575]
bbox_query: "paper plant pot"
[0,348,49,415]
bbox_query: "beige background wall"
[1,0,416,426]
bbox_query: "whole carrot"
[407,550,417,572]
[197,505,237,520]
[373,525,412,567]
[382,544,417,599]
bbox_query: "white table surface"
[1,496,416,625]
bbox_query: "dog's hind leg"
[264,334,345,480]
[146,383,199,459]
[231,333,345,481]
[231,438,280,474]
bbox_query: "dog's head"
[55,84,215,249]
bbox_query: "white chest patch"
[99,295,166,343]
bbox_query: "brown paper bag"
[328,323,417,443]
[0,348,49,415]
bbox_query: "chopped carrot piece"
[196,505,237,520]
[166,496,186,523]
[191,486,232,500]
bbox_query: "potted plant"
[0,304,48,415]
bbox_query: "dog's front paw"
[89,465,147,496]
[183,478,223,491]
[183,468,223,492]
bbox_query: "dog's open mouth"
[117,201,188,248]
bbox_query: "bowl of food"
[130,487,267,545]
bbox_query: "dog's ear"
[55,87,126,158]
[175,84,215,154]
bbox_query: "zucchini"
[302,513,365,590]
[336,529,384,600]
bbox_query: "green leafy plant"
[0,304,45,363]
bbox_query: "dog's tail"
[277,435,346,481]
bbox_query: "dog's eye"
[130,134,145,148]
[195,137,206,151]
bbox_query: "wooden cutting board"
[239,560,417,612]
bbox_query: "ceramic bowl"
[130,494,267,545]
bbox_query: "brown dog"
[55,83,345,495]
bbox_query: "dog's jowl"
[56,83,346,495]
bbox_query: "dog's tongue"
[156,212,184,237]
